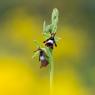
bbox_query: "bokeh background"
[0,0,95,95]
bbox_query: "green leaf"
[41,48,47,54]
[33,40,40,48]
[45,24,52,33]
[43,20,46,33]
[52,25,57,33]
[43,32,51,39]
[32,51,39,59]
[52,8,59,26]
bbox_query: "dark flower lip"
[40,60,49,68]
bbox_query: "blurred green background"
[0,0,95,95]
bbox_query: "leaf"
[52,25,57,33]
[33,40,40,48]
[32,51,39,59]
[51,8,59,26]
[43,32,51,39]
[45,24,53,33]
[51,8,59,33]
[43,20,46,33]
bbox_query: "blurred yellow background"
[0,0,95,95]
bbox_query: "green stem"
[46,47,54,95]
[50,55,54,95]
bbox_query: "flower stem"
[47,48,54,95]
[50,55,54,95]
[45,47,54,95]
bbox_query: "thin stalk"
[50,55,54,95]
[46,47,54,95]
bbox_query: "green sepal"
[33,40,40,48]
[32,51,39,59]
[43,32,51,39]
